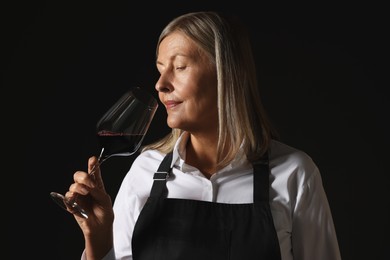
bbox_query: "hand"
[64,156,114,235]
[64,156,115,259]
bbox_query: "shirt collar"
[171,131,189,169]
[171,132,249,175]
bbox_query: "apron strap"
[150,151,173,198]
[252,151,270,203]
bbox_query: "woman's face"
[155,31,218,134]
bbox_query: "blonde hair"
[143,11,278,168]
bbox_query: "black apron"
[132,152,281,260]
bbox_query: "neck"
[185,133,218,179]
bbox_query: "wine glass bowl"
[50,86,158,218]
[96,86,158,160]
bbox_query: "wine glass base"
[50,192,88,218]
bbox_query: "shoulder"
[269,139,319,175]
[268,140,326,219]
[268,139,321,191]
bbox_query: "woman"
[66,11,342,260]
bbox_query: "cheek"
[189,93,217,118]
[201,84,218,110]
[199,69,218,103]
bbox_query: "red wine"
[97,130,144,158]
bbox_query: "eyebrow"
[156,53,192,66]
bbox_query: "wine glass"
[50,86,158,218]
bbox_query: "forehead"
[157,32,202,59]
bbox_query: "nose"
[155,75,173,93]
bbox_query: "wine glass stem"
[89,147,105,177]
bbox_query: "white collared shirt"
[91,132,341,260]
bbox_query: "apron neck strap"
[150,152,173,197]
[252,151,270,203]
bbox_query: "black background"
[4,1,388,259]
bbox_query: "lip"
[164,100,182,109]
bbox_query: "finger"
[63,191,81,212]
[64,191,90,219]
[69,181,91,195]
[73,170,96,189]
[88,156,106,191]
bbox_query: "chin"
[167,120,187,131]
[166,119,179,129]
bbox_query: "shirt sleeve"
[291,167,342,260]
[80,248,116,260]
[110,171,139,260]
[110,151,158,260]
